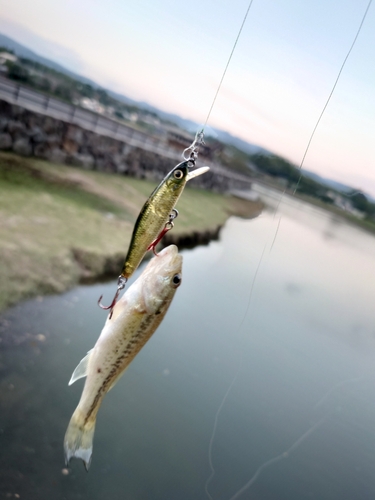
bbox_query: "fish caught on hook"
[98,158,209,317]
[98,276,127,319]
[65,245,183,470]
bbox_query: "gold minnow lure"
[64,245,183,470]
[98,160,208,317]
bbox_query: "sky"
[0,0,374,194]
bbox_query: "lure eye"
[172,273,182,287]
[173,169,184,180]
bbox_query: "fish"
[120,160,208,280]
[64,244,183,470]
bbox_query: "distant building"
[0,51,17,73]
[141,114,160,126]
[326,190,346,209]
[326,190,365,218]
[0,52,17,64]
[80,97,105,114]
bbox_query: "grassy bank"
[0,152,263,312]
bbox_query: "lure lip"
[186,166,210,181]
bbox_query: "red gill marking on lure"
[147,226,172,256]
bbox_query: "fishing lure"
[98,157,209,317]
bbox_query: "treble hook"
[147,209,179,256]
[98,275,127,319]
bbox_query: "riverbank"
[0,152,263,312]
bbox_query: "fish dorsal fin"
[68,349,94,386]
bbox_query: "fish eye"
[173,169,184,180]
[172,273,182,286]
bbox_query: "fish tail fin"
[64,409,96,471]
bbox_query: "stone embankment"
[0,99,252,192]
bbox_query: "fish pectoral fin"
[68,349,94,386]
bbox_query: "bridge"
[0,76,252,185]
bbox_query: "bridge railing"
[0,76,252,182]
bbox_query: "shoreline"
[75,224,223,285]
[0,220,260,314]
[0,152,263,313]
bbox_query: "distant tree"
[297,175,326,197]
[250,153,337,201]
[142,110,158,119]
[366,201,375,217]
[218,146,252,175]
[350,192,368,212]
[316,193,334,204]
[0,46,15,54]
[19,57,38,68]
[7,62,30,83]
[251,154,300,184]
[114,110,124,119]
[54,84,73,102]
[37,77,52,92]
[97,88,111,105]
[79,83,95,98]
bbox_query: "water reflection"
[1,195,375,499]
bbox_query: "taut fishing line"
[198,2,257,498]
[184,0,255,162]
[293,0,373,195]
[202,0,255,131]
[201,0,373,499]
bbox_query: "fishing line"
[293,0,373,195]
[203,1,373,499]
[266,0,373,260]
[193,4,259,496]
[269,216,282,252]
[225,5,374,493]
[313,374,367,411]
[202,0,255,132]
[205,244,267,500]
[229,370,373,499]
[227,4,373,493]
[229,416,327,500]
[184,0,255,160]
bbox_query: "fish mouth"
[141,245,182,311]
[158,244,178,258]
[145,244,182,288]
[155,245,182,275]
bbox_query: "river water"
[1,193,375,500]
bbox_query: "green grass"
[0,152,263,312]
